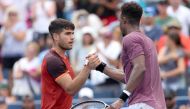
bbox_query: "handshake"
[85,51,106,72]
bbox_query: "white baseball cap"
[78,87,94,99]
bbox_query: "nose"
[71,34,74,40]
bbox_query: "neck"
[53,44,66,56]
[172,5,179,11]
[104,40,111,47]
[27,56,34,61]
[126,25,140,35]
[159,12,168,19]
[169,45,178,51]
[10,19,18,24]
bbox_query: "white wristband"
[123,90,131,96]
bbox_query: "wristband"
[123,90,131,96]
[96,62,106,72]
[119,90,131,102]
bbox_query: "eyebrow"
[65,32,74,34]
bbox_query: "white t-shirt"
[1,22,27,57]
[167,5,190,36]
[90,40,122,85]
[33,0,56,33]
[12,57,40,97]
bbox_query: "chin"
[67,47,72,50]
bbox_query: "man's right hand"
[85,53,101,69]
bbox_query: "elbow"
[64,87,77,96]
[67,91,76,96]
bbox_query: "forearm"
[103,66,125,83]
[125,66,145,93]
[185,50,190,58]
[165,69,184,78]
[29,71,41,78]
[14,71,24,79]
[12,32,25,41]
[0,31,5,44]
[158,56,170,64]
[69,66,91,95]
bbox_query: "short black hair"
[121,2,143,25]
[49,18,75,37]
[158,0,168,5]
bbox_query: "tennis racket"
[71,100,109,109]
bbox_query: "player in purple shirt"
[94,2,166,109]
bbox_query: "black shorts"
[2,56,22,69]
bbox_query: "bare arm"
[11,31,26,41]
[125,55,146,93]
[163,57,185,78]
[158,47,170,64]
[0,30,5,44]
[13,61,24,79]
[0,64,3,81]
[46,1,56,18]
[103,66,125,83]
[55,66,91,96]
[41,0,56,18]
[31,3,36,21]
[26,67,41,78]
[55,53,100,96]
[107,55,146,109]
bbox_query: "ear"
[53,33,59,41]
[122,16,127,24]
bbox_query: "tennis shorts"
[121,103,154,109]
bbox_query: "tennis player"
[41,19,101,109]
[94,2,166,109]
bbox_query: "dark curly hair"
[49,18,75,37]
[121,2,143,25]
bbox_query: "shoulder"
[17,57,27,64]
[44,51,68,78]
[123,32,142,43]
[180,5,190,11]
[122,32,144,51]
[111,41,121,47]
[45,51,63,65]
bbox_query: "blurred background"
[0,0,190,109]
